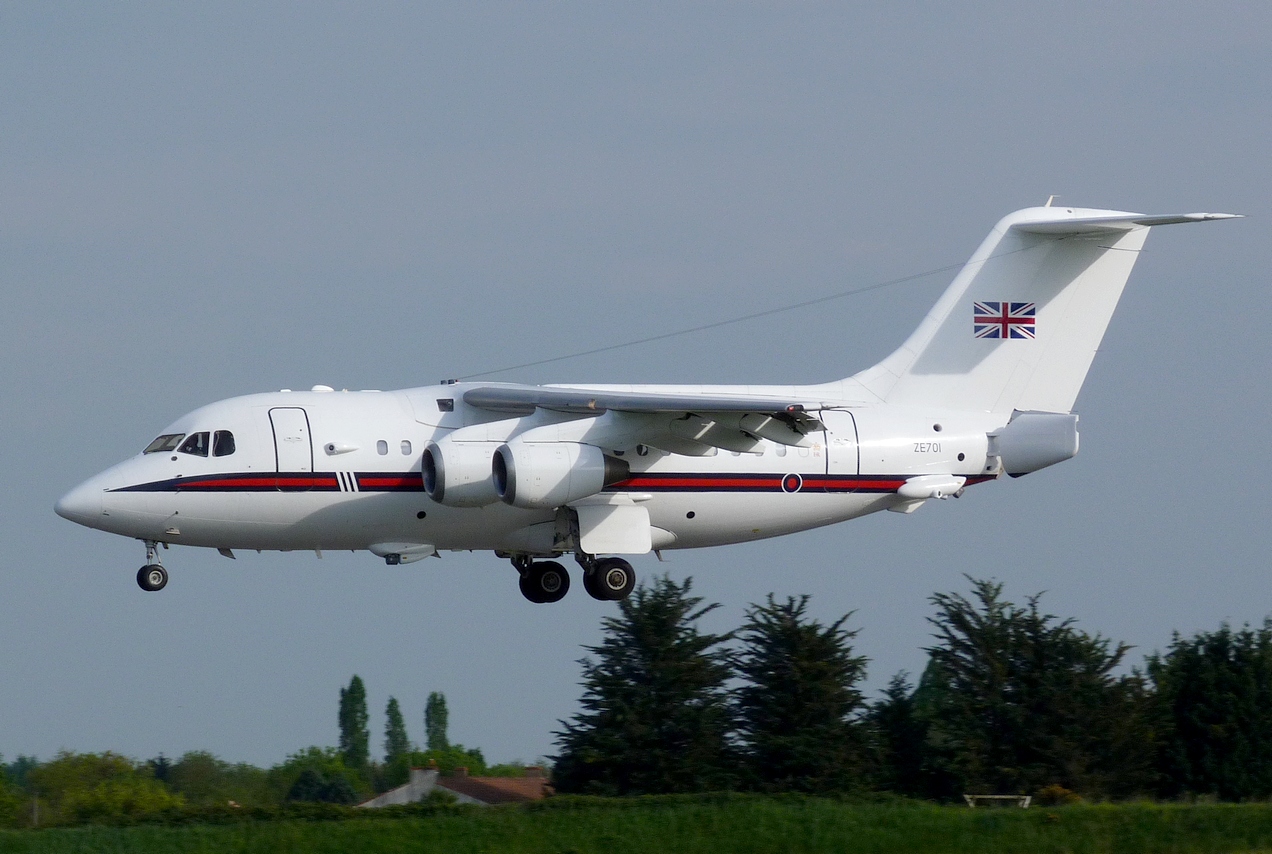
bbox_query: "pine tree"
[919,577,1152,799]
[384,697,410,765]
[734,594,868,792]
[425,692,449,752]
[553,575,736,795]
[867,672,927,796]
[338,675,370,769]
[1148,620,1272,800]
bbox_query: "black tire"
[137,564,168,592]
[592,557,635,601]
[520,561,570,604]
[518,572,546,603]
[582,567,604,601]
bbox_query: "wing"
[462,383,827,455]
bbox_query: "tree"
[734,594,868,792]
[166,751,273,808]
[553,575,736,795]
[286,768,356,804]
[269,747,366,805]
[918,577,1152,799]
[868,672,927,796]
[338,675,370,769]
[384,697,411,765]
[1148,620,1272,800]
[425,692,449,752]
[26,752,183,825]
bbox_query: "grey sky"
[2,3,1268,767]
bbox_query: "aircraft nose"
[55,480,104,526]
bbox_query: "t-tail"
[852,205,1240,414]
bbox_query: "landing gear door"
[820,409,859,476]
[270,407,313,473]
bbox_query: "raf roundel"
[781,473,804,494]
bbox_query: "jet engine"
[492,442,630,509]
[421,440,503,506]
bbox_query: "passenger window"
[401,440,412,455]
[144,433,185,454]
[377,440,388,455]
[213,430,236,457]
[178,432,210,457]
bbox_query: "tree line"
[4,572,1270,826]
[553,575,1272,802]
[0,687,529,826]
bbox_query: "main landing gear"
[583,557,637,601]
[137,540,168,592]
[511,554,636,603]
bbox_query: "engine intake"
[493,442,630,509]
[421,440,502,506]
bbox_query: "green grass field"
[4,796,1272,854]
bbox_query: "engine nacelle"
[421,440,502,507]
[988,412,1079,477]
[493,442,630,509]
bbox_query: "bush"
[25,752,182,826]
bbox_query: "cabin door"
[269,407,313,473]
[821,409,859,477]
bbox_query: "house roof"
[435,774,551,805]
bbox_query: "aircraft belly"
[644,491,886,549]
[156,491,555,552]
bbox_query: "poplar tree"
[553,575,736,795]
[734,594,868,792]
[425,692,449,752]
[338,675,370,769]
[384,697,410,765]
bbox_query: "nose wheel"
[137,564,168,592]
[136,540,169,592]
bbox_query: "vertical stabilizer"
[851,207,1236,414]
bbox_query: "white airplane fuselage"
[55,204,1238,598]
[57,384,1001,555]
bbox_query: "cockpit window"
[144,434,185,454]
[177,432,210,457]
[213,430,236,457]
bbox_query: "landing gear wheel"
[137,564,168,592]
[588,557,635,601]
[519,561,570,604]
[582,568,603,600]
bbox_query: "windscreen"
[143,434,185,454]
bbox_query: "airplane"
[55,203,1239,602]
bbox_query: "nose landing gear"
[136,540,169,592]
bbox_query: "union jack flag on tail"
[973,301,1036,339]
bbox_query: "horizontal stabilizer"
[1015,211,1241,235]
